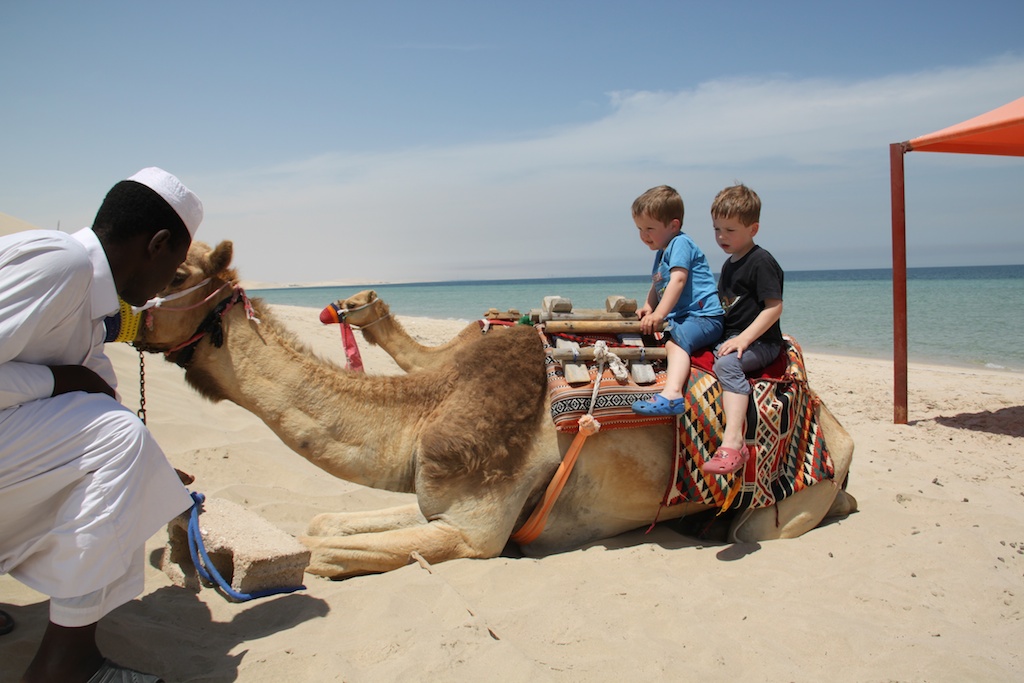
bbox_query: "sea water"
[250,265,1024,372]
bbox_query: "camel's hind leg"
[827,488,858,517]
[306,503,425,537]
[729,479,843,541]
[729,401,854,542]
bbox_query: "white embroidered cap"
[127,167,204,238]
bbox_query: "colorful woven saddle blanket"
[664,339,834,511]
[543,334,834,511]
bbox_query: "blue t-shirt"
[652,232,724,319]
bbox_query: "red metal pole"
[890,143,909,424]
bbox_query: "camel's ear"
[208,241,234,276]
[349,289,376,306]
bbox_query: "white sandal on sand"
[87,659,164,683]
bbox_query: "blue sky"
[2,1,1022,284]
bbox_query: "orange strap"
[718,473,743,513]
[510,416,598,546]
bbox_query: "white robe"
[0,228,192,625]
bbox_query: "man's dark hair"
[92,180,191,248]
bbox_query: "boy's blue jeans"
[665,314,724,355]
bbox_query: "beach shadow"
[500,532,709,557]
[0,587,329,683]
[814,511,856,531]
[566,513,737,555]
[0,600,47,682]
[715,542,761,561]
[668,508,736,542]
[932,405,1024,437]
[111,585,329,681]
[668,512,764,561]
[581,519,763,563]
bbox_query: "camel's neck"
[185,305,429,491]
[361,313,484,374]
[359,313,429,373]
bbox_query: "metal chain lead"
[136,347,147,425]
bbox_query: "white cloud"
[192,56,1024,284]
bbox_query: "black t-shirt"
[718,244,784,346]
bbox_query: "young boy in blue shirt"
[631,185,724,416]
[703,184,785,474]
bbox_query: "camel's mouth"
[132,341,170,354]
[133,338,199,368]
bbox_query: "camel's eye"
[170,270,189,288]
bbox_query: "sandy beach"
[2,304,1022,682]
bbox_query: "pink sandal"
[702,446,749,475]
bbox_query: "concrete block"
[162,496,310,600]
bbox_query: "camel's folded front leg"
[300,518,483,579]
[305,503,425,537]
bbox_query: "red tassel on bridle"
[340,322,364,372]
[319,302,364,372]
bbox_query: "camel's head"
[319,290,391,329]
[133,239,240,362]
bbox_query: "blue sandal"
[631,394,686,415]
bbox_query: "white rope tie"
[132,278,218,313]
[581,341,628,417]
[351,312,391,329]
[593,341,629,382]
[339,297,391,329]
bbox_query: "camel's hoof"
[305,515,329,536]
[306,513,350,537]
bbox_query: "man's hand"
[49,365,115,399]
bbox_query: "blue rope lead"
[186,491,305,602]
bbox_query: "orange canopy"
[906,96,1024,156]
[889,96,1023,424]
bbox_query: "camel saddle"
[541,333,834,512]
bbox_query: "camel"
[137,241,856,579]
[325,289,495,373]
[329,288,857,514]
